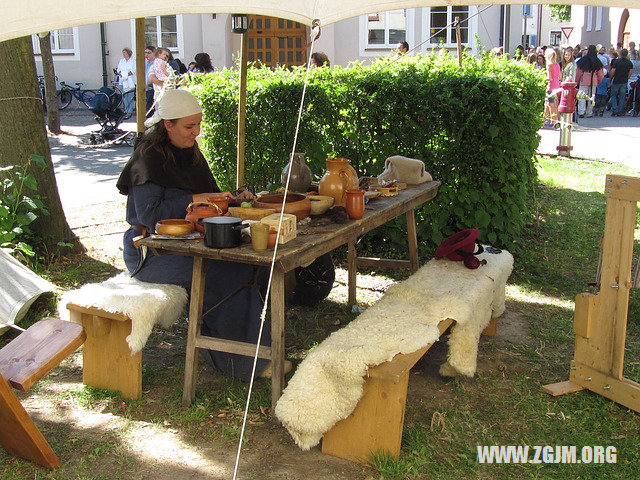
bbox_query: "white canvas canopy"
[2,0,639,43]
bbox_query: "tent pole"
[455,16,463,67]
[135,18,146,135]
[236,30,248,190]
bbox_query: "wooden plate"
[364,190,381,199]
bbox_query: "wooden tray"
[228,207,276,221]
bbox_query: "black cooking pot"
[200,216,248,248]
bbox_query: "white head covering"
[144,89,202,128]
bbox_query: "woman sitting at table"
[116,88,274,380]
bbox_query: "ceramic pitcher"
[318,157,358,207]
[281,152,312,193]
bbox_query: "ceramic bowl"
[155,219,194,236]
[307,194,335,215]
[254,193,311,221]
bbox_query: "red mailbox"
[558,81,577,114]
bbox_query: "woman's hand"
[192,193,213,203]
[235,188,255,201]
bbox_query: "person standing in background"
[596,44,610,70]
[144,46,156,116]
[575,45,604,118]
[193,53,215,73]
[396,41,409,55]
[609,49,634,116]
[629,42,638,61]
[310,52,330,67]
[116,48,136,116]
[562,47,577,81]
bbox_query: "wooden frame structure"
[543,174,640,413]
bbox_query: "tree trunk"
[38,33,62,135]
[0,36,81,253]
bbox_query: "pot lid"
[202,216,242,224]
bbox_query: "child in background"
[594,74,610,117]
[153,49,169,83]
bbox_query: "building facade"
[36,5,627,91]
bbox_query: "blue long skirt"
[124,229,270,380]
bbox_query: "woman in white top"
[116,48,136,115]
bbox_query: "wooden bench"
[66,303,142,400]
[321,316,498,462]
[0,318,86,469]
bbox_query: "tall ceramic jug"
[281,152,312,193]
[318,157,359,207]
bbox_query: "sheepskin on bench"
[274,248,513,451]
[58,273,187,354]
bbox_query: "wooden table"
[140,181,440,407]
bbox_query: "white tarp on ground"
[0,249,57,335]
[2,1,638,43]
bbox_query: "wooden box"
[260,213,297,244]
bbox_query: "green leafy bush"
[189,52,545,253]
[0,155,49,259]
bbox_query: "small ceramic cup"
[345,189,365,220]
[250,223,270,251]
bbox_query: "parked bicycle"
[37,76,46,111]
[57,82,96,110]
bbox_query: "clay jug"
[281,152,312,193]
[185,202,223,233]
[318,158,358,207]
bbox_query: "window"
[595,7,603,31]
[550,31,562,47]
[586,7,593,32]
[133,15,184,55]
[359,9,415,56]
[32,28,79,56]
[423,6,472,47]
[366,10,407,47]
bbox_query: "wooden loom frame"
[543,174,640,412]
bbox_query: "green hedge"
[188,52,545,253]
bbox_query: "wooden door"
[248,16,307,68]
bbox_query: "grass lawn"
[2,156,640,479]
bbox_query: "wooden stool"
[0,317,85,469]
[322,318,454,463]
[66,303,142,400]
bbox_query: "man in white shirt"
[596,44,610,70]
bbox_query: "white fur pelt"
[58,273,187,354]
[275,248,513,450]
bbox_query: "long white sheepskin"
[58,273,187,354]
[275,249,513,450]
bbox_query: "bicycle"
[57,82,96,110]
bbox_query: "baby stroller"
[88,86,135,146]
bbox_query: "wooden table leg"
[182,256,206,405]
[348,238,357,307]
[270,267,286,408]
[406,209,419,273]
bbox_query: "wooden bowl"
[254,193,311,221]
[155,219,194,236]
[228,207,276,221]
[307,194,334,215]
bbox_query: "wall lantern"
[231,14,249,33]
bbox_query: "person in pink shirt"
[542,48,561,127]
[575,45,605,118]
